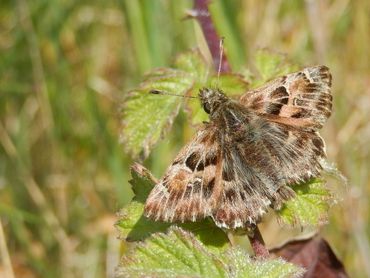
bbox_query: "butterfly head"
[199,88,228,114]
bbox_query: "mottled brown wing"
[211,117,327,229]
[144,124,222,223]
[239,66,332,129]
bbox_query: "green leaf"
[121,50,209,160]
[116,201,170,241]
[174,49,209,82]
[116,163,168,241]
[226,248,305,278]
[209,73,249,96]
[116,227,305,278]
[129,163,157,203]
[116,228,227,278]
[277,179,332,226]
[117,163,229,249]
[251,49,298,87]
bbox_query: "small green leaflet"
[116,163,169,241]
[129,163,157,203]
[116,227,305,278]
[226,248,305,278]
[247,49,298,87]
[277,179,332,226]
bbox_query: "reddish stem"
[248,226,270,258]
[192,0,269,258]
[192,0,231,73]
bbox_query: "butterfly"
[144,66,332,229]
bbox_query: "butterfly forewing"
[240,66,332,129]
[144,124,222,223]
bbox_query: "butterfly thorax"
[199,88,229,115]
[200,88,252,134]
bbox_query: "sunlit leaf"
[121,50,210,160]
[227,248,305,278]
[116,200,170,241]
[116,227,305,278]
[251,49,298,87]
[174,49,209,82]
[129,163,157,203]
[116,228,227,278]
[209,73,249,96]
[277,179,332,226]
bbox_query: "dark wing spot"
[225,189,236,202]
[301,72,310,82]
[171,160,181,166]
[312,137,324,150]
[240,192,246,201]
[162,178,169,188]
[270,86,289,103]
[205,154,218,167]
[319,66,332,85]
[281,97,289,105]
[196,162,205,171]
[184,184,193,198]
[293,98,305,106]
[319,65,329,73]
[291,109,306,118]
[305,83,320,93]
[192,180,202,194]
[185,152,217,171]
[222,168,234,182]
[185,152,200,171]
[312,137,324,156]
[203,178,215,199]
[265,102,283,115]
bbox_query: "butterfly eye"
[203,103,211,114]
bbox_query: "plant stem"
[192,0,269,258]
[192,0,231,73]
[248,226,269,258]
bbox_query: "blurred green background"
[0,0,369,277]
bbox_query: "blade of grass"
[122,0,152,74]
[208,0,246,70]
[16,0,54,132]
[0,220,15,278]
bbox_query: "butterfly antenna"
[150,90,198,99]
[216,37,225,88]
